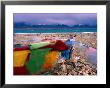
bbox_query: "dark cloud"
[14,13,97,25]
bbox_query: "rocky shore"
[14,32,97,75]
[43,57,97,75]
[14,32,97,49]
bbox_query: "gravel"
[42,58,97,75]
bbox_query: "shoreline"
[14,32,97,34]
[14,32,97,49]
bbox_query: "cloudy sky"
[14,13,97,25]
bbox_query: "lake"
[14,28,97,33]
[74,42,97,66]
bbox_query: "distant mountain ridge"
[14,22,97,28]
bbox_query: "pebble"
[43,57,97,75]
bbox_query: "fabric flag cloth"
[14,46,29,51]
[38,44,53,49]
[14,53,30,75]
[43,50,59,71]
[14,50,30,67]
[26,48,51,74]
[61,39,75,60]
[61,49,71,60]
[38,40,71,60]
[51,40,68,51]
[29,42,50,50]
[65,39,75,48]
[14,66,28,75]
[38,40,68,51]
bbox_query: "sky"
[14,13,97,25]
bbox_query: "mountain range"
[14,22,97,28]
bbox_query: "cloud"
[14,13,97,25]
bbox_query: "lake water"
[74,42,97,66]
[86,47,97,66]
[14,28,97,33]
